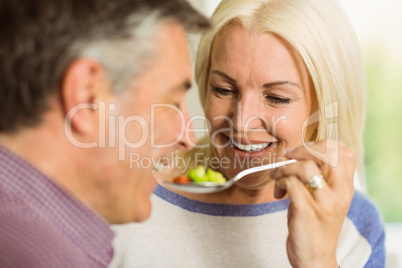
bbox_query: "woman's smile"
[224,134,279,158]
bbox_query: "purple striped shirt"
[0,146,115,267]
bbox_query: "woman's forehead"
[212,24,299,62]
[211,24,308,84]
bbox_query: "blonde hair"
[190,0,366,178]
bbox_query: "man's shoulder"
[0,193,90,267]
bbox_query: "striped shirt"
[0,146,114,267]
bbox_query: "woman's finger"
[283,140,355,191]
[284,140,340,167]
[275,175,315,211]
[270,160,329,201]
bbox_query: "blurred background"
[186,0,402,267]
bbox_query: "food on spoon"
[173,175,191,184]
[173,165,226,184]
[205,169,226,183]
[188,165,208,182]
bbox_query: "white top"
[110,185,385,268]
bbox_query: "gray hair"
[0,0,210,132]
[80,13,161,93]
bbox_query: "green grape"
[188,165,226,184]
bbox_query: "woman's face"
[205,24,317,189]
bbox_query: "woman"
[111,0,385,267]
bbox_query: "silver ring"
[307,174,325,190]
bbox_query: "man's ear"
[61,58,105,136]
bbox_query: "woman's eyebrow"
[263,81,301,89]
[210,70,237,84]
[211,69,301,89]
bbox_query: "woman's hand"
[269,140,356,268]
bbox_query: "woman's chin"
[233,175,273,190]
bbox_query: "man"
[0,0,209,267]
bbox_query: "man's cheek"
[151,117,178,149]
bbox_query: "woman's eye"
[212,87,236,97]
[266,95,291,106]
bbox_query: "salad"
[173,165,226,184]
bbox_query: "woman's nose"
[232,95,266,132]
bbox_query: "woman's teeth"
[231,139,272,152]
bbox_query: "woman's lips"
[227,137,278,158]
[231,139,272,152]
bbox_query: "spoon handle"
[233,159,297,182]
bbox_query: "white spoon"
[163,159,297,194]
